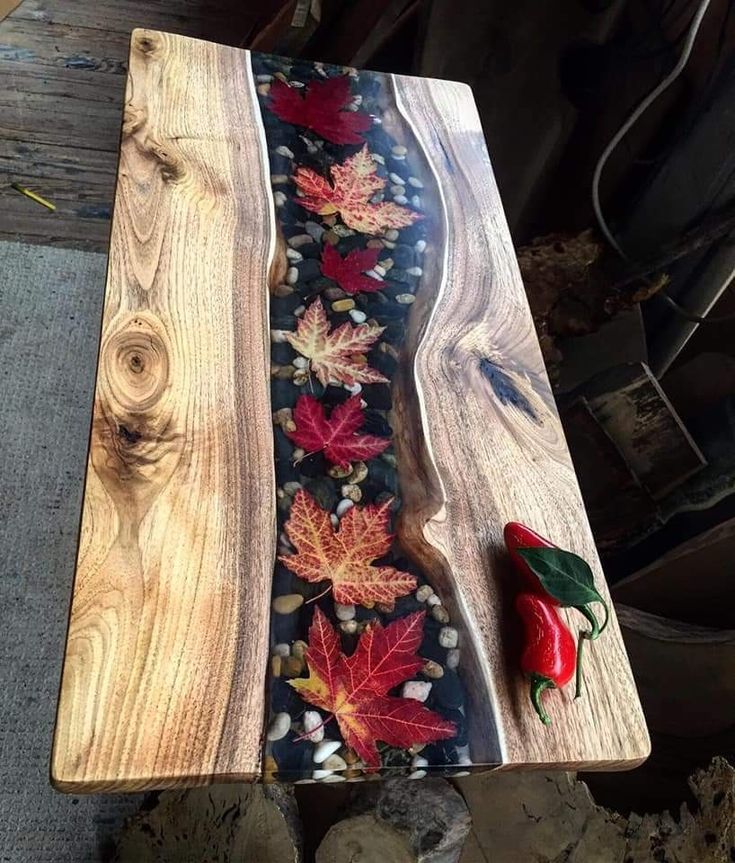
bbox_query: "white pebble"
[256,73,273,83]
[389,172,405,185]
[266,712,290,741]
[411,195,422,209]
[289,80,305,88]
[394,195,408,205]
[407,266,423,276]
[271,174,289,185]
[447,648,460,669]
[371,153,385,164]
[313,769,334,780]
[408,176,423,188]
[272,643,290,657]
[396,294,415,305]
[294,305,305,317]
[305,221,324,241]
[275,145,294,159]
[323,753,347,771]
[294,778,316,784]
[416,585,434,602]
[439,627,459,649]
[373,264,387,277]
[352,94,363,106]
[390,184,406,196]
[411,755,429,768]
[349,309,367,324]
[392,144,408,156]
[426,593,441,606]
[452,770,471,777]
[321,773,347,782]
[365,269,383,282]
[286,267,298,284]
[373,116,382,125]
[283,481,302,495]
[344,382,362,395]
[335,603,355,621]
[456,744,472,766]
[273,191,287,207]
[402,680,432,702]
[303,710,325,743]
[409,769,427,780]
[415,239,427,253]
[385,229,399,241]
[336,499,354,518]
[293,356,309,370]
[271,329,289,343]
[288,233,313,248]
[330,513,339,528]
[314,739,342,763]
[286,248,303,262]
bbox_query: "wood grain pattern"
[389,74,650,769]
[51,31,276,792]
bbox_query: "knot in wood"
[102,315,170,415]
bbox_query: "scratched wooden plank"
[389,74,650,769]
[51,31,276,792]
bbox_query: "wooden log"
[114,784,302,862]
[458,757,735,863]
[316,778,471,863]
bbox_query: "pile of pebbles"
[252,53,472,782]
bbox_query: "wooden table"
[51,30,649,793]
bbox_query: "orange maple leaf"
[291,607,456,769]
[292,144,423,235]
[286,298,388,387]
[280,489,417,606]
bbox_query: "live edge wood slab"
[51,30,649,793]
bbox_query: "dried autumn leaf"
[286,298,387,387]
[320,244,383,295]
[293,144,423,235]
[290,606,456,769]
[288,394,390,467]
[269,75,372,145]
[280,489,417,606]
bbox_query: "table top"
[51,30,649,793]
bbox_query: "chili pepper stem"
[575,630,591,699]
[575,604,600,639]
[529,673,555,725]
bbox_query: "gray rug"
[0,241,142,862]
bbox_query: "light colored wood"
[51,31,276,792]
[389,74,649,769]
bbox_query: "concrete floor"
[0,240,141,862]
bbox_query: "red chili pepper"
[504,522,560,602]
[516,592,576,725]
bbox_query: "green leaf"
[516,547,605,608]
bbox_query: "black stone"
[361,410,392,437]
[271,293,303,316]
[419,619,449,664]
[296,259,321,281]
[272,731,314,777]
[273,427,294,461]
[392,244,416,269]
[270,678,301,714]
[298,242,322,260]
[304,476,338,511]
[271,342,296,365]
[361,383,392,411]
[422,740,458,765]
[431,669,464,710]
[298,452,328,478]
[445,708,468,746]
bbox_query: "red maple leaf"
[293,145,423,235]
[291,607,456,769]
[320,244,383,295]
[280,489,417,606]
[288,395,390,468]
[268,76,372,145]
